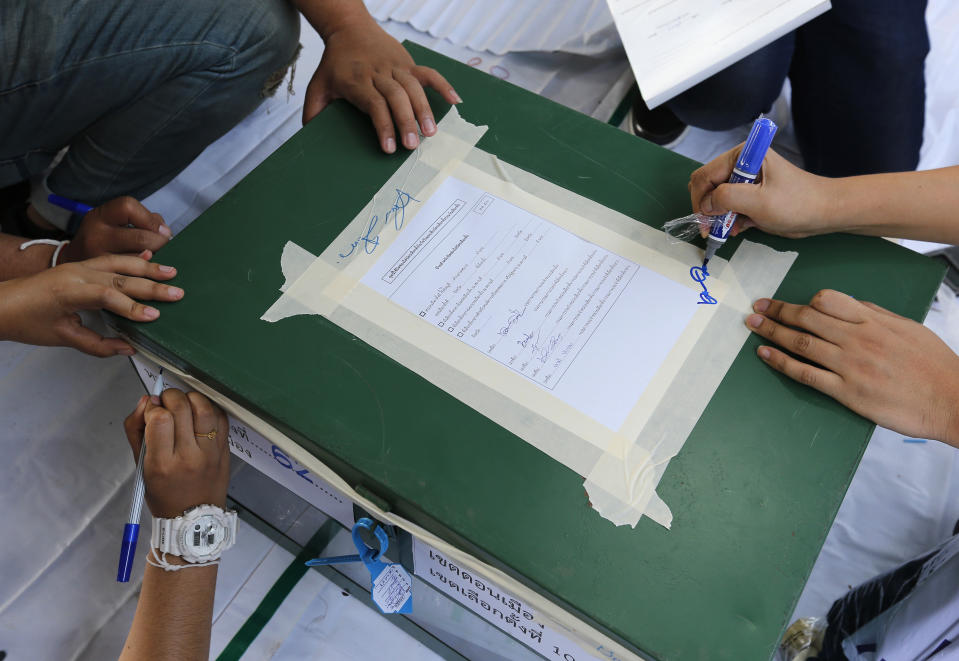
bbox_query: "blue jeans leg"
[0,0,300,205]
[790,0,929,176]
[665,34,795,132]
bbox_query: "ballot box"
[111,44,945,661]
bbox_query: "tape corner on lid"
[261,298,314,323]
[279,240,317,292]
[585,484,674,529]
[260,240,317,323]
[732,239,799,278]
[583,446,671,528]
[441,103,489,136]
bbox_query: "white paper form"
[360,175,695,431]
[607,0,830,108]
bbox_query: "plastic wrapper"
[661,213,712,244]
[776,617,825,661]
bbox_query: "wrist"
[57,240,84,264]
[0,281,12,339]
[809,175,849,236]
[299,0,375,40]
[150,498,227,520]
[14,242,58,273]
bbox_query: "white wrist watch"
[151,504,238,563]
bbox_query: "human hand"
[688,146,833,239]
[124,389,230,519]
[61,197,171,263]
[303,15,461,153]
[745,289,959,447]
[0,254,182,356]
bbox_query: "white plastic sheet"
[364,0,621,55]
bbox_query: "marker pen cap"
[735,118,778,177]
[117,523,139,583]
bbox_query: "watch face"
[178,513,227,557]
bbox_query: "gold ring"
[195,429,217,440]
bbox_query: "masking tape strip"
[124,343,642,661]
[264,108,796,528]
[278,241,315,292]
[583,241,797,527]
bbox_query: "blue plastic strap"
[304,518,387,568]
[352,517,388,567]
[304,553,362,567]
[304,518,412,614]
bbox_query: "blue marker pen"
[47,193,94,216]
[117,369,164,583]
[703,117,778,265]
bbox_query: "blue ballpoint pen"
[117,369,164,583]
[703,117,778,266]
[47,193,94,216]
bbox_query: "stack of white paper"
[364,0,622,55]
[606,0,830,108]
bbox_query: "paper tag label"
[129,355,354,528]
[413,538,623,661]
[371,563,413,614]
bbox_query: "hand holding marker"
[703,117,778,266]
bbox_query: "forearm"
[119,562,218,661]
[291,0,376,39]
[0,233,55,280]
[0,279,25,341]
[945,395,959,451]
[820,166,959,244]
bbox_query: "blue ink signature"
[338,214,381,258]
[338,189,419,259]
[498,307,526,336]
[385,188,419,230]
[690,264,718,305]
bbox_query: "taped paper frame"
[264,107,796,528]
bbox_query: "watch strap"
[151,517,176,555]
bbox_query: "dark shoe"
[0,181,68,240]
[0,181,29,219]
[629,86,688,147]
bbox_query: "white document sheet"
[606,0,830,108]
[360,175,696,431]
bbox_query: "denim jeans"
[0,0,300,209]
[665,0,930,177]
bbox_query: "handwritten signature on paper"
[385,189,418,230]
[497,307,526,336]
[338,189,419,259]
[517,330,563,363]
[690,264,718,305]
